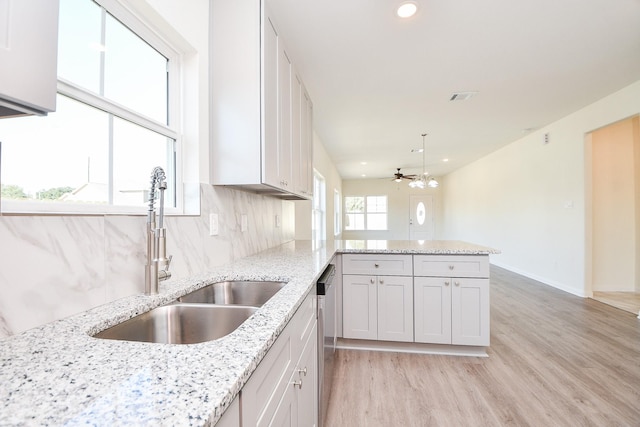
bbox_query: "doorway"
[587,115,640,317]
[409,195,434,240]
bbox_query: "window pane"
[112,118,175,207]
[345,213,365,230]
[367,213,387,230]
[58,0,102,93]
[345,196,364,213]
[104,14,168,123]
[1,95,109,203]
[367,196,387,213]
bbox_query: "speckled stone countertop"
[0,240,497,426]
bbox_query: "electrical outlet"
[241,214,248,232]
[209,213,219,236]
[275,214,280,228]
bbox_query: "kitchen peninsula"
[0,240,498,426]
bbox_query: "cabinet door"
[291,71,303,196]
[262,15,279,187]
[301,89,313,196]
[451,278,490,346]
[0,0,59,116]
[277,44,293,190]
[414,277,452,344]
[377,276,413,342]
[343,275,377,340]
[269,377,297,427]
[263,18,292,192]
[296,323,318,427]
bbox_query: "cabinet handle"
[293,379,303,389]
[454,281,460,287]
[445,281,450,286]
[449,265,454,270]
[298,367,307,376]
[374,263,379,268]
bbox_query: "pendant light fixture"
[409,133,438,189]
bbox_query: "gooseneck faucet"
[145,167,172,295]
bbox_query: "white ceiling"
[266,0,640,180]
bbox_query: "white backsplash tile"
[0,216,106,336]
[0,184,296,338]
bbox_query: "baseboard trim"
[336,338,488,357]
[491,261,588,297]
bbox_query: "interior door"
[409,195,434,240]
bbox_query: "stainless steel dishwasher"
[317,263,336,427]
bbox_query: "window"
[312,171,326,242]
[334,189,341,236]
[344,195,388,231]
[0,0,182,214]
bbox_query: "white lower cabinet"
[414,276,490,346]
[343,275,413,342]
[240,291,317,427]
[342,254,491,349]
[216,396,240,427]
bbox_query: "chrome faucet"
[144,167,172,295]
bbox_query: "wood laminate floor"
[592,291,640,317]
[325,266,640,427]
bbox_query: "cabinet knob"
[298,367,308,376]
[445,281,450,286]
[374,263,379,268]
[370,278,375,284]
[379,279,384,285]
[449,265,454,270]
[454,281,460,286]
[293,379,303,389]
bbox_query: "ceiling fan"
[392,168,417,182]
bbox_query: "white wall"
[441,80,640,296]
[295,131,342,241]
[341,178,443,241]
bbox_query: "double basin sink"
[93,280,286,345]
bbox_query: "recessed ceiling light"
[360,161,367,165]
[397,2,418,18]
[442,158,449,162]
[361,174,367,177]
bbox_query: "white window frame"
[344,195,388,231]
[1,0,194,215]
[312,170,326,242]
[334,188,341,236]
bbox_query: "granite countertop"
[0,240,498,426]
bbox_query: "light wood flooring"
[592,291,640,317]
[325,266,640,427]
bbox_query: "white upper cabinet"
[0,0,59,117]
[210,0,313,200]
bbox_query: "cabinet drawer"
[342,254,413,276]
[413,255,489,278]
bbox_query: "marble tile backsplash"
[0,184,295,338]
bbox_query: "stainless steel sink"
[93,303,258,344]
[177,280,287,307]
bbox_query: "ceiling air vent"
[449,91,478,101]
